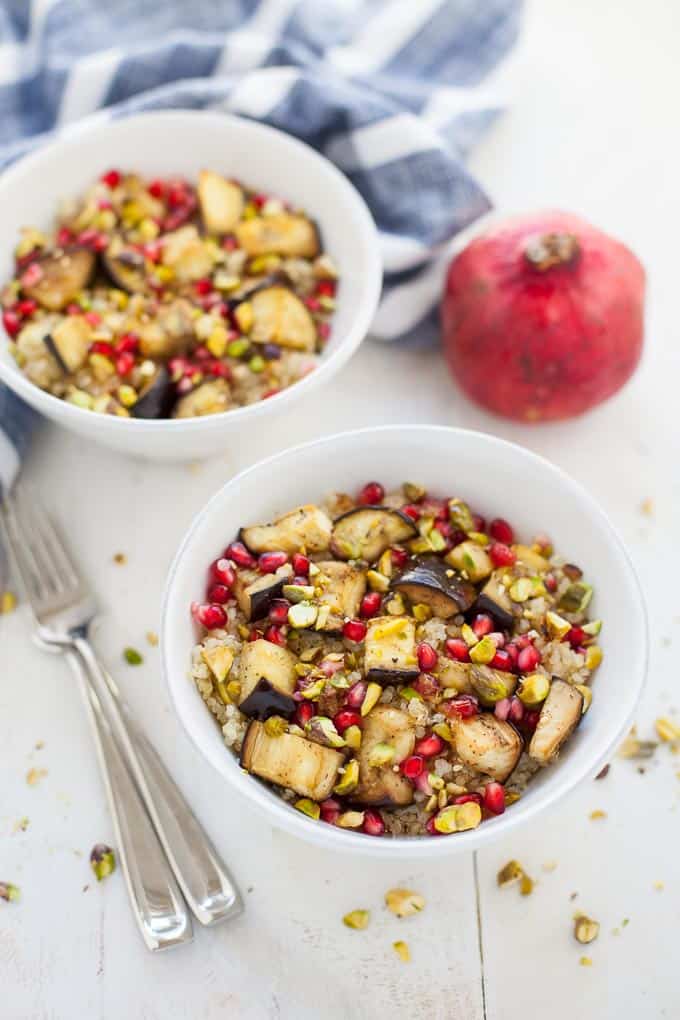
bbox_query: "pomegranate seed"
[193,345,211,362]
[207,359,230,378]
[444,694,479,719]
[258,551,289,574]
[415,733,444,757]
[97,198,113,210]
[20,262,44,288]
[454,792,483,806]
[415,673,441,699]
[167,182,189,208]
[490,648,513,671]
[490,541,516,567]
[225,542,256,568]
[291,553,310,576]
[425,816,441,836]
[566,626,586,647]
[343,619,367,643]
[316,279,336,297]
[248,629,261,642]
[518,644,541,672]
[362,810,385,836]
[252,192,268,208]
[514,634,532,650]
[488,631,505,647]
[391,547,409,568]
[144,240,163,263]
[414,771,433,795]
[269,600,291,625]
[400,754,425,779]
[84,311,101,327]
[472,614,493,638]
[346,681,367,710]
[194,603,227,629]
[360,592,382,618]
[56,227,73,247]
[115,351,135,376]
[148,179,165,198]
[417,642,438,671]
[89,340,113,357]
[2,310,21,337]
[66,303,82,315]
[358,481,385,505]
[508,697,525,723]
[262,388,280,399]
[194,278,213,296]
[545,573,558,592]
[449,528,467,547]
[483,782,506,815]
[320,798,340,825]
[264,625,286,646]
[101,169,121,188]
[435,519,452,538]
[319,657,344,678]
[211,558,236,587]
[494,698,511,721]
[489,518,514,544]
[17,299,37,317]
[115,333,139,354]
[445,638,470,662]
[472,513,486,532]
[401,504,421,521]
[296,702,314,727]
[222,235,237,251]
[334,710,362,733]
[77,228,108,252]
[522,709,541,732]
[317,321,331,342]
[207,583,231,604]
[304,296,321,312]
[504,643,519,668]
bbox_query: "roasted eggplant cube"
[445,541,493,583]
[451,714,522,783]
[529,679,584,764]
[240,504,333,555]
[391,555,476,618]
[173,379,230,418]
[353,705,415,806]
[238,638,297,718]
[233,570,289,621]
[316,561,367,632]
[235,213,320,259]
[161,225,214,283]
[474,571,515,630]
[364,616,419,685]
[330,507,418,562]
[249,286,317,352]
[23,248,96,311]
[198,171,244,234]
[240,721,344,800]
[43,316,92,374]
[132,365,174,419]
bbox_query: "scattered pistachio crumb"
[622,918,629,927]
[145,631,158,647]
[393,940,411,962]
[90,844,116,882]
[542,860,558,873]
[35,740,44,750]
[618,730,657,759]
[640,498,654,517]
[12,817,29,833]
[579,956,593,967]
[1,591,17,614]
[113,552,127,565]
[574,915,600,944]
[123,647,143,665]
[520,873,534,897]
[385,888,425,918]
[497,860,524,888]
[26,767,47,786]
[653,881,664,891]
[343,909,369,930]
[655,717,680,742]
[0,882,20,903]
[589,809,607,821]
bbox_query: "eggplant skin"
[22,248,96,311]
[132,365,175,419]
[473,572,514,630]
[330,506,418,562]
[392,555,476,618]
[364,616,419,686]
[42,316,92,375]
[529,679,584,764]
[102,239,149,293]
[238,678,296,720]
[233,570,288,621]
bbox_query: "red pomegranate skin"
[442,211,646,422]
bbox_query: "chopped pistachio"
[432,722,453,743]
[337,810,365,829]
[509,576,543,602]
[123,647,143,665]
[517,672,550,707]
[90,844,116,882]
[234,301,254,333]
[589,809,606,821]
[368,742,395,768]
[469,635,497,665]
[344,724,362,750]
[1,591,17,614]
[618,732,657,759]
[433,801,481,834]
[343,909,369,930]
[248,354,265,373]
[497,860,524,888]
[546,610,571,639]
[468,531,490,546]
[264,716,288,738]
[26,767,47,786]
[428,774,445,791]
[559,582,593,614]
[306,716,345,749]
[582,619,602,637]
[385,594,406,615]
[385,888,425,918]
[334,759,359,795]
[393,940,411,962]
[288,602,318,629]
[113,552,127,566]
[575,684,592,713]
[377,550,393,578]
[574,915,600,945]
[448,498,474,532]
[201,644,234,683]
[400,686,423,702]
[640,497,654,516]
[366,569,390,593]
[579,956,593,967]
[520,873,534,896]
[145,631,158,647]
[0,882,20,903]
[360,681,382,717]
[227,337,250,358]
[403,482,426,502]
[294,798,320,820]
[427,528,447,552]
[282,583,315,603]
[411,603,432,622]
[655,717,680,742]
[461,623,478,647]
[585,645,603,671]
[300,677,326,700]
[225,679,241,702]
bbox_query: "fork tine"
[1,496,50,604]
[17,486,81,592]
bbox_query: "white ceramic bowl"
[0,112,381,460]
[162,425,647,858]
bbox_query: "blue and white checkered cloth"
[0,0,522,487]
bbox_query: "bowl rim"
[161,424,649,857]
[0,109,382,432]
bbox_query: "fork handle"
[66,649,193,952]
[74,637,243,927]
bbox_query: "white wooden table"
[3,1,679,1016]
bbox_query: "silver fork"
[2,485,242,944]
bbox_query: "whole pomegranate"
[442,211,645,422]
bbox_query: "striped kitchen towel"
[0,0,522,487]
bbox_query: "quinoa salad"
[1,169,337,418]
[190,481,603,838]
